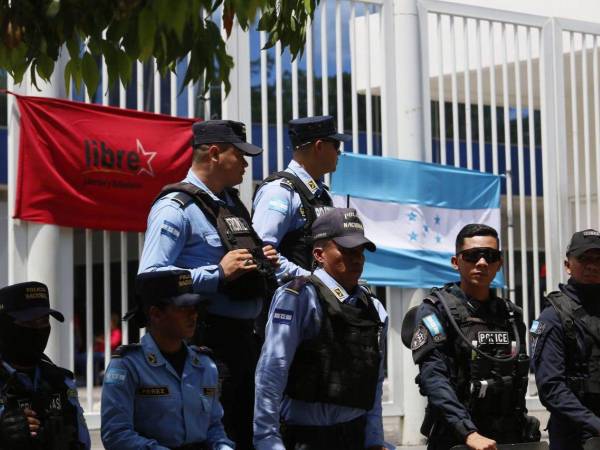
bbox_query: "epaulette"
[280,178,295,192]
[189,345,215,359]
[170,192,194,209]
[112,343,142,358]
[283,277,310,296]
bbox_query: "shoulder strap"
[431,288,473,325]
[284,276,311,295]
[112,343,142,358]
[546,291,600,344]
[156,182,219,226]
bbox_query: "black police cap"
[192,120,263,156]
[288,116,352,148]
[567,229,600,257]
[312,208,376,252]
[0,281,64,322]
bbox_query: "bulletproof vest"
[428,289,530,440]
[0,356,81,450]
[255,171,333,270]
[285,275,383,410]
[157,182,277,302]
[546,290,600,414]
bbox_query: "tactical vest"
[255,171,333,270]
[546,290,600,414]
[157,182,277,302]
[284,275,383,410]
[0,356,82,450]
[427,289,530,441]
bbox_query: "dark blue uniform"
[531,281,600,450]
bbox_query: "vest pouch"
[585,347,600,395]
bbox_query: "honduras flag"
[330,153,504,288]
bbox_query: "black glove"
[0,409,32,449]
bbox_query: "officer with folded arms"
[254,208,391,450]
[402,224,540,450]
[0,282,91,450]
[138,120,279,449]
[101,269,234,450]
[531,229,600,450]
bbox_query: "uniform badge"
[411,325,428,350]
[273,308,294,325]
[192,356,200,365]
[422,314,445,343]
[306,179,318,193]
[67,388,78,399]
[105,368,127,385]
[147,353,157,364]
[331,286,346,301]
[530,320,546,335]
[137,386,169,396]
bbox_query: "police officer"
[138,119,278,449]
[101,270,234,450]
[254,208,391,450]
[403,224,539,450]
[252,115,351,279]
[531,229,600,450]
[0,282,91,450]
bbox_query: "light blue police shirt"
[101,333,234,450]
[138,169,261,319]
[0,361,91,449]
[253,268,392,450]
[252,160,332,280]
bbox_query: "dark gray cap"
[0,282,64,322]
[567,229,600,257]
[192,120,263,156]
[288,116,351,148]
[312,208,375,252]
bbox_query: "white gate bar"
[292,58,299,119]
[137,62,144,111]
[365,4,373,155]
[204,73,211,119]
[103,231,111,368]
[350,2,359,153]
[153,59,160,114]
[260,32,269,178]
[476,19,485,172]
[502,22,516,299]
[85,229,93,411]
[420,0,547,27]
[490,21,499,175]
[463,17,473,170]
[594,37,600,230]
[527,26,542,320]
[120,232,129,345]
[582,34,592,228]
[187,55,195,118]
[570,32,581,231]
[336,0,344,150]
[275,41,284,171]
[514,25,529,329]
[170,73,177,116]
[437,14,447,164]
[450,15,460,166]
[321,2,329,116]
[307,17,314,116]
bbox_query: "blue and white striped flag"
[331,153,504,288]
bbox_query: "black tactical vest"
[546,291,600,414]
[284,275,383,410]
[156,182,277,302]
[427,289,530,441]
[255,171,333,270]
[0,356,82,450]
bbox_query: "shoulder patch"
[273,308,294,325]
[104,368,127,385]
[411,325,428,350]
[268,198,289,214]
[112,343,141,358]
[422,313,445,338]
[530,320,546,336]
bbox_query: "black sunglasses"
[459,247,502,263]
[322,138,342,152]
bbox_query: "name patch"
[273,308,294,324]
[137,386,170,396]
[477,331,510,345]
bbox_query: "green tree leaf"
[81,52,99,99]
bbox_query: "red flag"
[14,94,197,232]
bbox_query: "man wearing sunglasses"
[252,115,351,335]
[532,229,600,450]
[404,224,540,450]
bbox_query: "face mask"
[0,321,50,366]
[569,279,600,303]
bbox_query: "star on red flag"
[136,139,157,177]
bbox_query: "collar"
[184,169,228,205]
[287,160,323,196]
[445,282,499,313]
[140,333,167,367]
[314,268,360,303]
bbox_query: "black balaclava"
[568,278,600,315]
[0,315,51,367]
